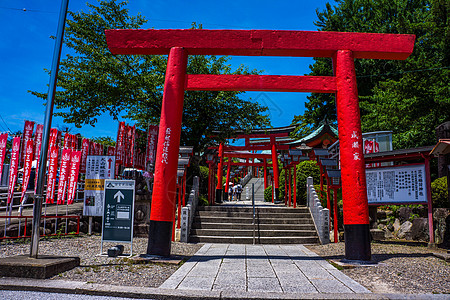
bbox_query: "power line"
[0,6,56,13]
[0,115,12,133]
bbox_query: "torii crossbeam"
[106,29,414,260]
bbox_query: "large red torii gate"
[106,29,414,260]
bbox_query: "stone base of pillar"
[344,224,371,261]
[146,220,172,257]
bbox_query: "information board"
[83,155,115,216]
[102,179,135,243]
[366,164,427,204]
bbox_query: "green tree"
[292,0,449,149]
[30,0,270,152]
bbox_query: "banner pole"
[30,0,69,258]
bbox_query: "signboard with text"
[366,164,427,204]
[102,179,135,243]
[83,155,115,216]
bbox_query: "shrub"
[198,194,209,206]
[431,177,448,208]
[296,160,321,203]
[264,186,273,202]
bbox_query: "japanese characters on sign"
[366,164,427,204]
[7,137,21,204]
[21,120,34,166]
[161,127,171,165]
[67,151,82,204]
[80,138,90,173]
[34,124,43,159]
[0,133,8,181]
[20,139,34,203]
[350,130,362,161]
[57,149,72,205]
[45,146,59,204]
[146,125,158,167]
[83,155,116,216]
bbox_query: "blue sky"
[0,0,332,139]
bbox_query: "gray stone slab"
[298,265,335,280]
[328,269,371,293]
[247,264,276,278]
[247,277,282,293]
[177,275,215,290]
[281,283,319,293]
[212,282,246,292]
[310,278,354,294]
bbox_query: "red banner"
[0,133,8,180]
[80,138,89,173]
[107,146,115,156]
[115,122,125,164]
[57,149,72,205]
[146,125,159,167]
[34,124,43,158]
[20,139,34,203]
[63,133,70,149]
[130,125,136,167]
[34,143,41,194]
[46,146,59,204]
[21,120,35,166]
[67,151,81,204]
[7,137,21,204]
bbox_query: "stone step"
[197,206,309,213]
[191,222,316,231]
[191,229,318,237]
[189,235,320,244]
[194,216,314,225]
[195,211,312,218]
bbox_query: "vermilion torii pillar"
[106,29,414,259]
[215,143,224,203]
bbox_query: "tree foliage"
[30,0,270,152]
[291,0,449,149]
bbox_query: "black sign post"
[101,179,135,256]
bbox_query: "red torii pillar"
[263,158,268,189]
[106,29,414,260]
[215,143,224,203]
[271,137,280,201]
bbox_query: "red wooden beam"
[224,152,273,159]
[105,29,415,60]
[230,162,269,167]
[186,75,336,93]
[209,144,290,151]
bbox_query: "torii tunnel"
[105,29,415,260]
[210,127,293,203]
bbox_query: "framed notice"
[83,155,115,216]
[366,164,427,204]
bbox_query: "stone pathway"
[160,243,371,294]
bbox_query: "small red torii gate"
[105,29,415,260]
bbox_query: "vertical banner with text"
[45,146,59,204]
[67,151,82,204]
[0,133,8,180]
[57,149,72,205]
[20,139,34,203]
[7,137,21,204]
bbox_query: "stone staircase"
[189,205,320,244]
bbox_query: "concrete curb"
[1,277,449,300]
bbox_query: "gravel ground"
[0,234,203,288]
[306,241,450,294]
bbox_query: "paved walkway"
[160,243,370,294]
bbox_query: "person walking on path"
[236,183,242,201]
